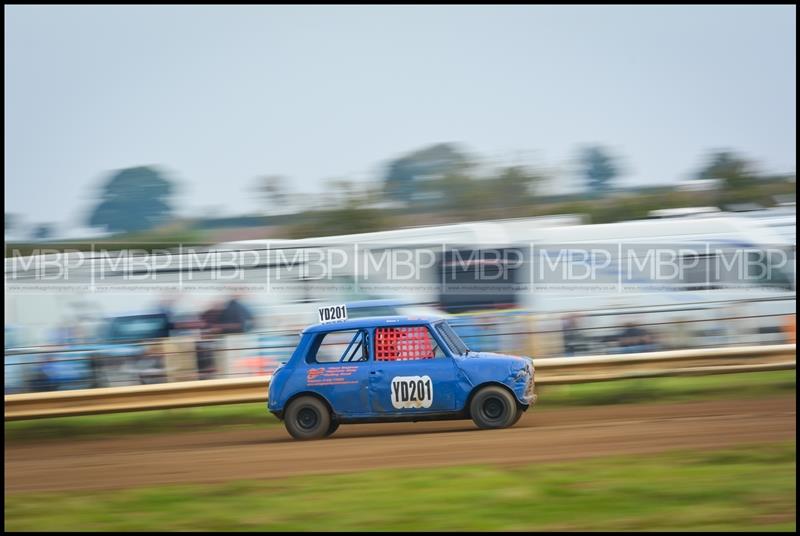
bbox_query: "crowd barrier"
[5,343,795,421]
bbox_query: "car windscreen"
[435,321,469,355]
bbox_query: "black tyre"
[325,420,340,437]
[284,396,331,440]
[469,386,519,429]
[511,406,526,426]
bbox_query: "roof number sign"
[318,304,348,324]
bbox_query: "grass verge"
[5,370,795,444]
[4,442,796,531]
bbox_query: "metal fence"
[5,296,796,395]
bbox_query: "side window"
[374,326,441,361]
[308,330,368,364]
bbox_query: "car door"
[368,325,459,414]
[303,328,373,417]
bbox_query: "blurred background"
[4,4,796,532]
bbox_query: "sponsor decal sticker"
[307,365,359,386]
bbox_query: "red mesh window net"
[375,327,434,361]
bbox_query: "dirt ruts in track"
[5,395,796,493]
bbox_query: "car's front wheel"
[325,420,340,437]
[284,396,332,440]
[470,386,519,429]
[511,405,526,426]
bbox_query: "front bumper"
[513,362,537,406]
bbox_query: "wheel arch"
[284,390,336,418]
[464,381,521,416]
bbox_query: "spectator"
[616,321,656,353]
[562,313,586,356]
[155,294,206,336]
[195,299,226,379]
[215,293,255,334]
[155,296,177,337]
[32,321,79,391]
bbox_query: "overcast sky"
[4,5,796,230]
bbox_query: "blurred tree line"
[8,144,792,246]
[88,166,175,233]
[279,144,792,238]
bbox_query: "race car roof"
[302,315,445,334]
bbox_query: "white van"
[517,216,795,353]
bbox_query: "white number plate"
[391,375,433,409]
[317,304,348,324]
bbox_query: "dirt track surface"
[5,395,796,494]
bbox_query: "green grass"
[4,402,281,443]
[4,442,796,531]
[537,369,797,407]
[5,370,795,444]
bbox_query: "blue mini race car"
[268,309,536,440]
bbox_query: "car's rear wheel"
[284,396,331,440]
[470,386,519,429]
